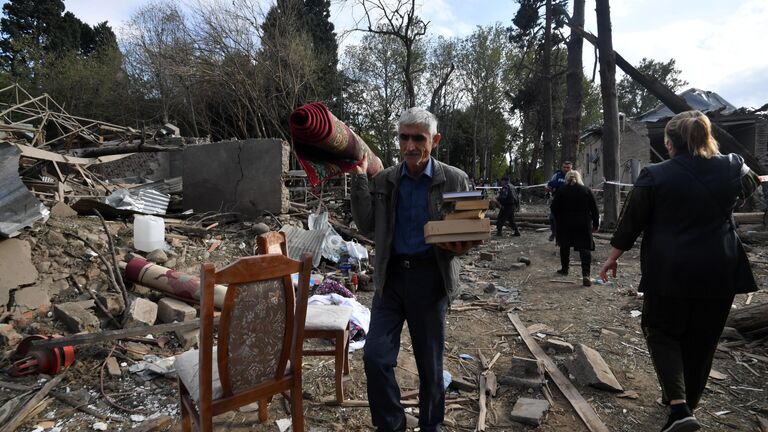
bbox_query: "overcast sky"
[61,0,768,109]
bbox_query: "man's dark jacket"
[350,158,470,301]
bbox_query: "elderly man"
[351,107,479,432]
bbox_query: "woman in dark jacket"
[599,110,759,432]
[551,170,600,286]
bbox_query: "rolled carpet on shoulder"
[289,102,383,186]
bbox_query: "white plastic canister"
[133,215,165,252]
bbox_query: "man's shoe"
[513,231,521,237]
[556,269,568,276]
[582,277,592,287]
[660,414,700,432]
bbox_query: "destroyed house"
[578,88,768,188]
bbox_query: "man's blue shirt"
[392,159,433,255]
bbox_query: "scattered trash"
[630,310,642,318]
[128,355,176,381]
[276,418,292,431]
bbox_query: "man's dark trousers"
[496,206,519,235]
[364,256,449,432]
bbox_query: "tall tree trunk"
[596,0,620,228]
[561,0,584,166]
[542,0,554,176]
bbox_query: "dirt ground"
[3,204,768,432]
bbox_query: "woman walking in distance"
[600,110,759,432]
[551,170,600,286]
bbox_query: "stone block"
[510,398,550,426]
[106,357,122,377]
[125,298,158,327]
[146,249,168,264]
[568,343,624,392]
[54,302,101,333]
[157,298,196,323]
[0,239,38,291]
[96,293,125,316]
[175,329,199,349]
[541,338,574,353]
[0,323,23,348]
[503,356,546,389]
[183,139,290,217]
[479,252,495,261]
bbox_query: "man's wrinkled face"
[562,163,572,173]
[398,124,440,174]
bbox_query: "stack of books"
[424,191,491,244]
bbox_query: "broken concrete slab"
[50,201,78,218]
[0,239,38,290]
[183,139,290,217]
[157,298,196,323]
[54,302,101,333]
[0,323,22,348]
[568,344,624,392]
[125,298,158,327]
[13,284,51,314]
[510,397,550,426]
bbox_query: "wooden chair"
[256,231,352,404]
[174,252,312,431]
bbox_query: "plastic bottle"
[133,215,165,252]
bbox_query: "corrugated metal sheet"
[104,188,170,215]
[0,143,49,237]
[128,177,183,195]
[280,225,326,267]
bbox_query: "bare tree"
[357,0,427,108]
[596,0,620,228]
[560,0,584,165]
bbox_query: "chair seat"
[305,305,353,331]
[175,348,223,403]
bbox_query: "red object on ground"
[9,335,75,376]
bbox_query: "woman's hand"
[599,258,617,282]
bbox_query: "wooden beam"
[30,318,218,349]
[508,313,609,432]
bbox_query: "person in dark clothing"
[493,176,520,236]
[351,107,480,432]
[545,161,573,241]
[550,170,599,286]
[599,110,759,432]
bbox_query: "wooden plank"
[508,313,610,432]
[0,374,64,432]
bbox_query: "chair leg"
[258,398,269,423]
[291,381,305,431]
[334,329,346,404]
[178,379,193,432]
[343,328,350,375]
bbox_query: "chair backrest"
[198,252,312,400]
[256,231,287,256]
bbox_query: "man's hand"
[352,153,369,174]
[436,240,483,255]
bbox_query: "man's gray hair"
[398,107,438,136]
